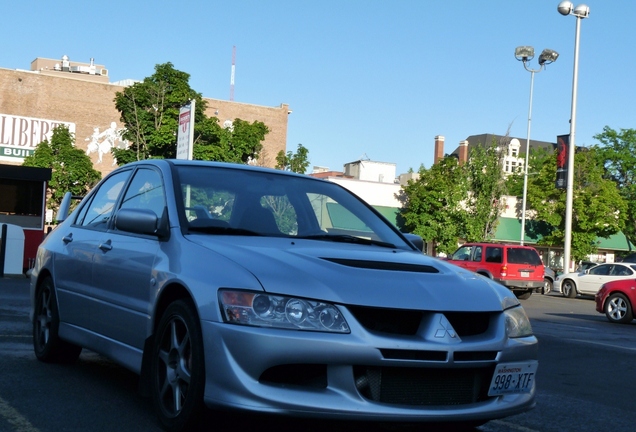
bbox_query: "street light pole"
[558,1,590,274]
[515,46,559,246]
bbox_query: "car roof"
[155,159,310,178]
[461,242,537,249]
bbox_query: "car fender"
[475,269,495,279]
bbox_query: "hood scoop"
[321,258,439,273]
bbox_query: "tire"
[604,293,634,324]
[542,278,553,295]
[561,279,577,298]
[151,299,205,432]
[32,276,82,363]
[516,291,532,300]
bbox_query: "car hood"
[186,235,513,312]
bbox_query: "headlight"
[504,306,533,338]
[219,290,350,333]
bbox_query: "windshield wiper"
[298,234,396,249]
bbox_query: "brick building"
[0,55,291,176]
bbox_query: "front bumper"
[199,309,538,423]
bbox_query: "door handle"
[98,240,113,251]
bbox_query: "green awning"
[373,206,399,226]
[326,203,399,229]
[493,217,634,251]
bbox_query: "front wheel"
[151,299,205,432]
[561,279,577,298]
[542,278,553,295]
[32,276,82,363]
[604,293,633,324]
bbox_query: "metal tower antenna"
[230,46,236,101]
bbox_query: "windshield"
[176,166,412,250]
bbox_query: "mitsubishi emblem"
[434,315,458,341]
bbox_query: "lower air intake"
[354,366,494,406]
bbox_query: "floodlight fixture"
[515,46,535,62]
[538,49,559,65]
[558,1,590,18]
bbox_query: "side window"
[75,171,131,230]
[472,246,483,262]
[611,265,632,276]
[485,247,503,263]
[590,265,610,276]
[451,246,472,261]
[120,168,165,218]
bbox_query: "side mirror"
[402,233,424,252]
[115,208,169,239]
[56,192,73,223]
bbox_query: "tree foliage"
[275,144,310,174]
[398,158,467,254]
[526,146,627,261]
[462,141,506,241]
[113,62,268,165]
[22,125,101,213]
[593,126,636,245]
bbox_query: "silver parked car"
[30,160,537,431]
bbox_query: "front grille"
[348,306,423,335]
[354,366,494,406]
[381,349,447,361]
[348,306,493,337]
[443,312,491,336]
[380,349,498,362]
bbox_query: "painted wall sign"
[0,113,75,162]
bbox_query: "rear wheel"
[604,293,633,324]
[151,299,205,432]
[515,290,532,300]
[32,276,82,363]
[561,279,577,298]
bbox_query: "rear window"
[507,248,542,265]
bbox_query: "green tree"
[22,125,101,213]
[462,141,506,241]
[593,126,636,245]
[526,146,627,261]
[398,158,467,254]
[113,62,268,165]
[276,144,310,174]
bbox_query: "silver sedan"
[30,159,538,431]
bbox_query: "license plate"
[488,361,538,396]
[520,271,529,278]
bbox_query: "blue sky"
[2,1,633,175]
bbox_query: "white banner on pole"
[176,100,195,160]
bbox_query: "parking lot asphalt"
[0,274,30,293]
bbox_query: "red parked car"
[595,279,636,324]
